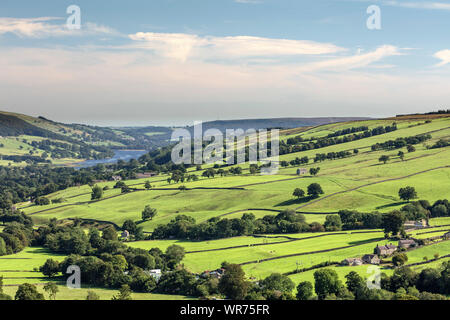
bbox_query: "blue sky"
[0,0,450,125]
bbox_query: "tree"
[142,205,157,221]
[382,211,405,236]
[165,245,185,267]
[310,167,320,176]
[43,282,58,300]
[40,259,60,277]
[407,145,416,153]
[102,225,118,241]
[296,281,313,300]
[398,151,405,161]
[392,253,408,267]
[218,263,250,300]
[121,185,131,194]
[134,226,145,241]
[122,219,137,234]
[144,181,152,190]
[313,269,342,300]
[292,188,305,199]
[112,284,132,300]
[416,268,440,293]
[398,186,418,202]
[0,276,11,300]
[35,197,50,206]
[379,155,390,164]
[307,183,324,198]
[91,185,103,200]
[324,215,342,231]
[15,283,45,300]
[86,290,100,300]
[345,271,365,295]
[260,273,295,295]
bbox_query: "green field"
[5,116,449,298]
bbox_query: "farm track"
[295,165,450,210]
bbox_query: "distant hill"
[184,117,372,135]
[0,110,372,166]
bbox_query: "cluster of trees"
[371,134,432,151]
[326,125,369,138]
[0,211,33,255]
[337,198,450,234]
[279,124,397,155]
[189,261,450,300]
[314,151,352,162]
[32,221,188,292]
[292,183,324,199]
[28,139,114,160]
[0,165,117,210]
[0,154,51,164]
[152,209,328,241]
[280,156,309,167]
[429,139,449,149]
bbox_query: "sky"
[0,0,450,126]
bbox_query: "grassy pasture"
[1,284,193,300]
[10,116,450,300]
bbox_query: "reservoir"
[75,149,148,168]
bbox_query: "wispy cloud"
[295,45,401,72]
[354,0,450,11]
[383,1,450,10]
[128,32,345,62]
[434,49,450,66]
[0,17,117,38]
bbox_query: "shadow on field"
[275,196,315,207]
[375,201,408,210]
[347,238,383,246]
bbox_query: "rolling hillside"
[7,113,448,295]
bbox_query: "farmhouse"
[145,269,162,281]
[443,232,450,240]
[403,219,427,229]
[341,258,363,266]
[202,268,225,279]
[398,239,416,249]
[111,176,122,181]
[375,244,397,256]
[296,168,308,175]
[121,230,130,240]
[362,254,381,265]
[136,172,158,179]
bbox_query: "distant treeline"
[396,110,450,116]
[151,199,450,241]
[371,134,432,151]
[280,124,397,155]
